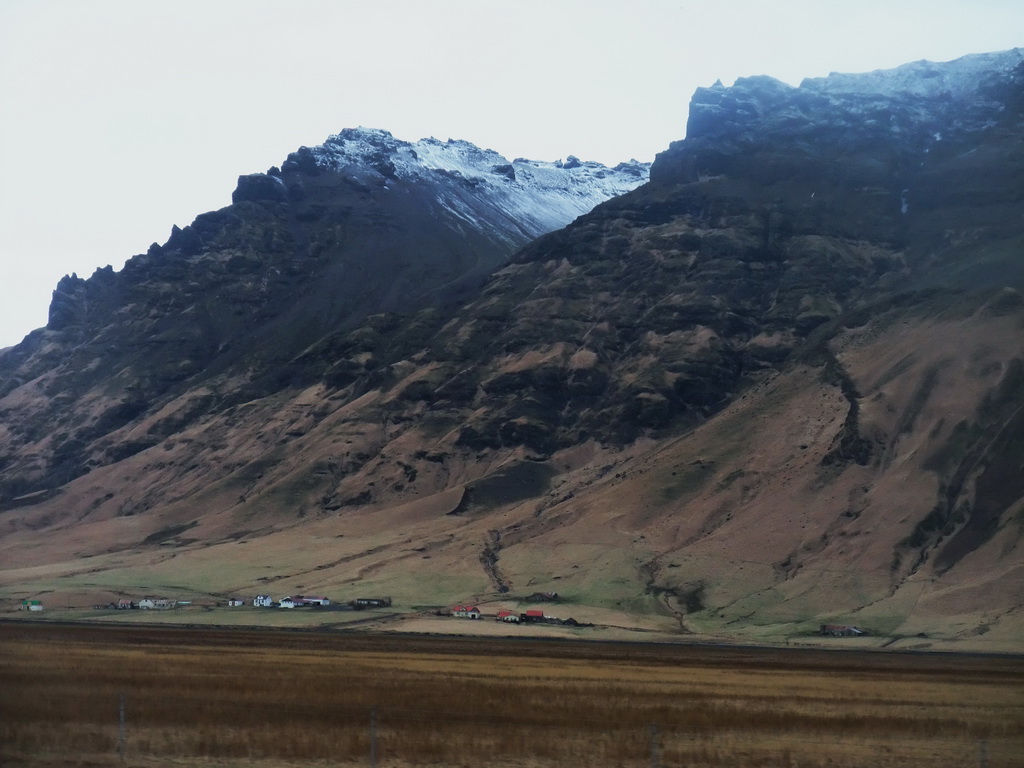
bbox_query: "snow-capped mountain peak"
[276,128,649,240]
[679,48,1024,148]
[800,47,1024,99]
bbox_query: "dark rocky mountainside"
[1,51,1022,650]
[0,130,647,497]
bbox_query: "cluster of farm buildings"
[252,595,392,609]
[448,604,555,623]
[97,595,393,610]
[446,593,587,625]
[98,598,184,610]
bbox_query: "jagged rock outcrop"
[232,172,288,204]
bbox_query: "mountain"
[0,129,647,493]
[1,50,1023,651]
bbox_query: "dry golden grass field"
[1,622,1021,768]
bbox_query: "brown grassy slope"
[549,302,1024,648]
[1,299,1022,650]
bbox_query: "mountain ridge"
[0,132,647,502]
[1,50,1022,651]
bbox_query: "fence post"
[117,692,126,762]
[979,740,989,768]
[649,722,659,768]
[370,706,377,768]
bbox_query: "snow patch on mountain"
[801,48,1024,100]
[284,127,649,240]
[682,48,1024,147]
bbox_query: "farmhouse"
[253,594,274,607]
[20,599,43,612]
[496,610,519,623]
[451,604,481,619]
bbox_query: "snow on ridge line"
[303,126,649,190]
[273,127,650,240]
[798,47,1024,99]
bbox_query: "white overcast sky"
[1,0,1022,348]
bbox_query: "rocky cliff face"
[1,52,1022,650]
[0,130,646,500]
[656,50,1024,281]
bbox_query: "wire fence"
[41,694,1015,768]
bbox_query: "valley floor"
[1,622,1021,768]
[2,597,1022,654]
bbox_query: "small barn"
[522,609,546,622]
[496,610,519,623]
[20,600,43,612]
